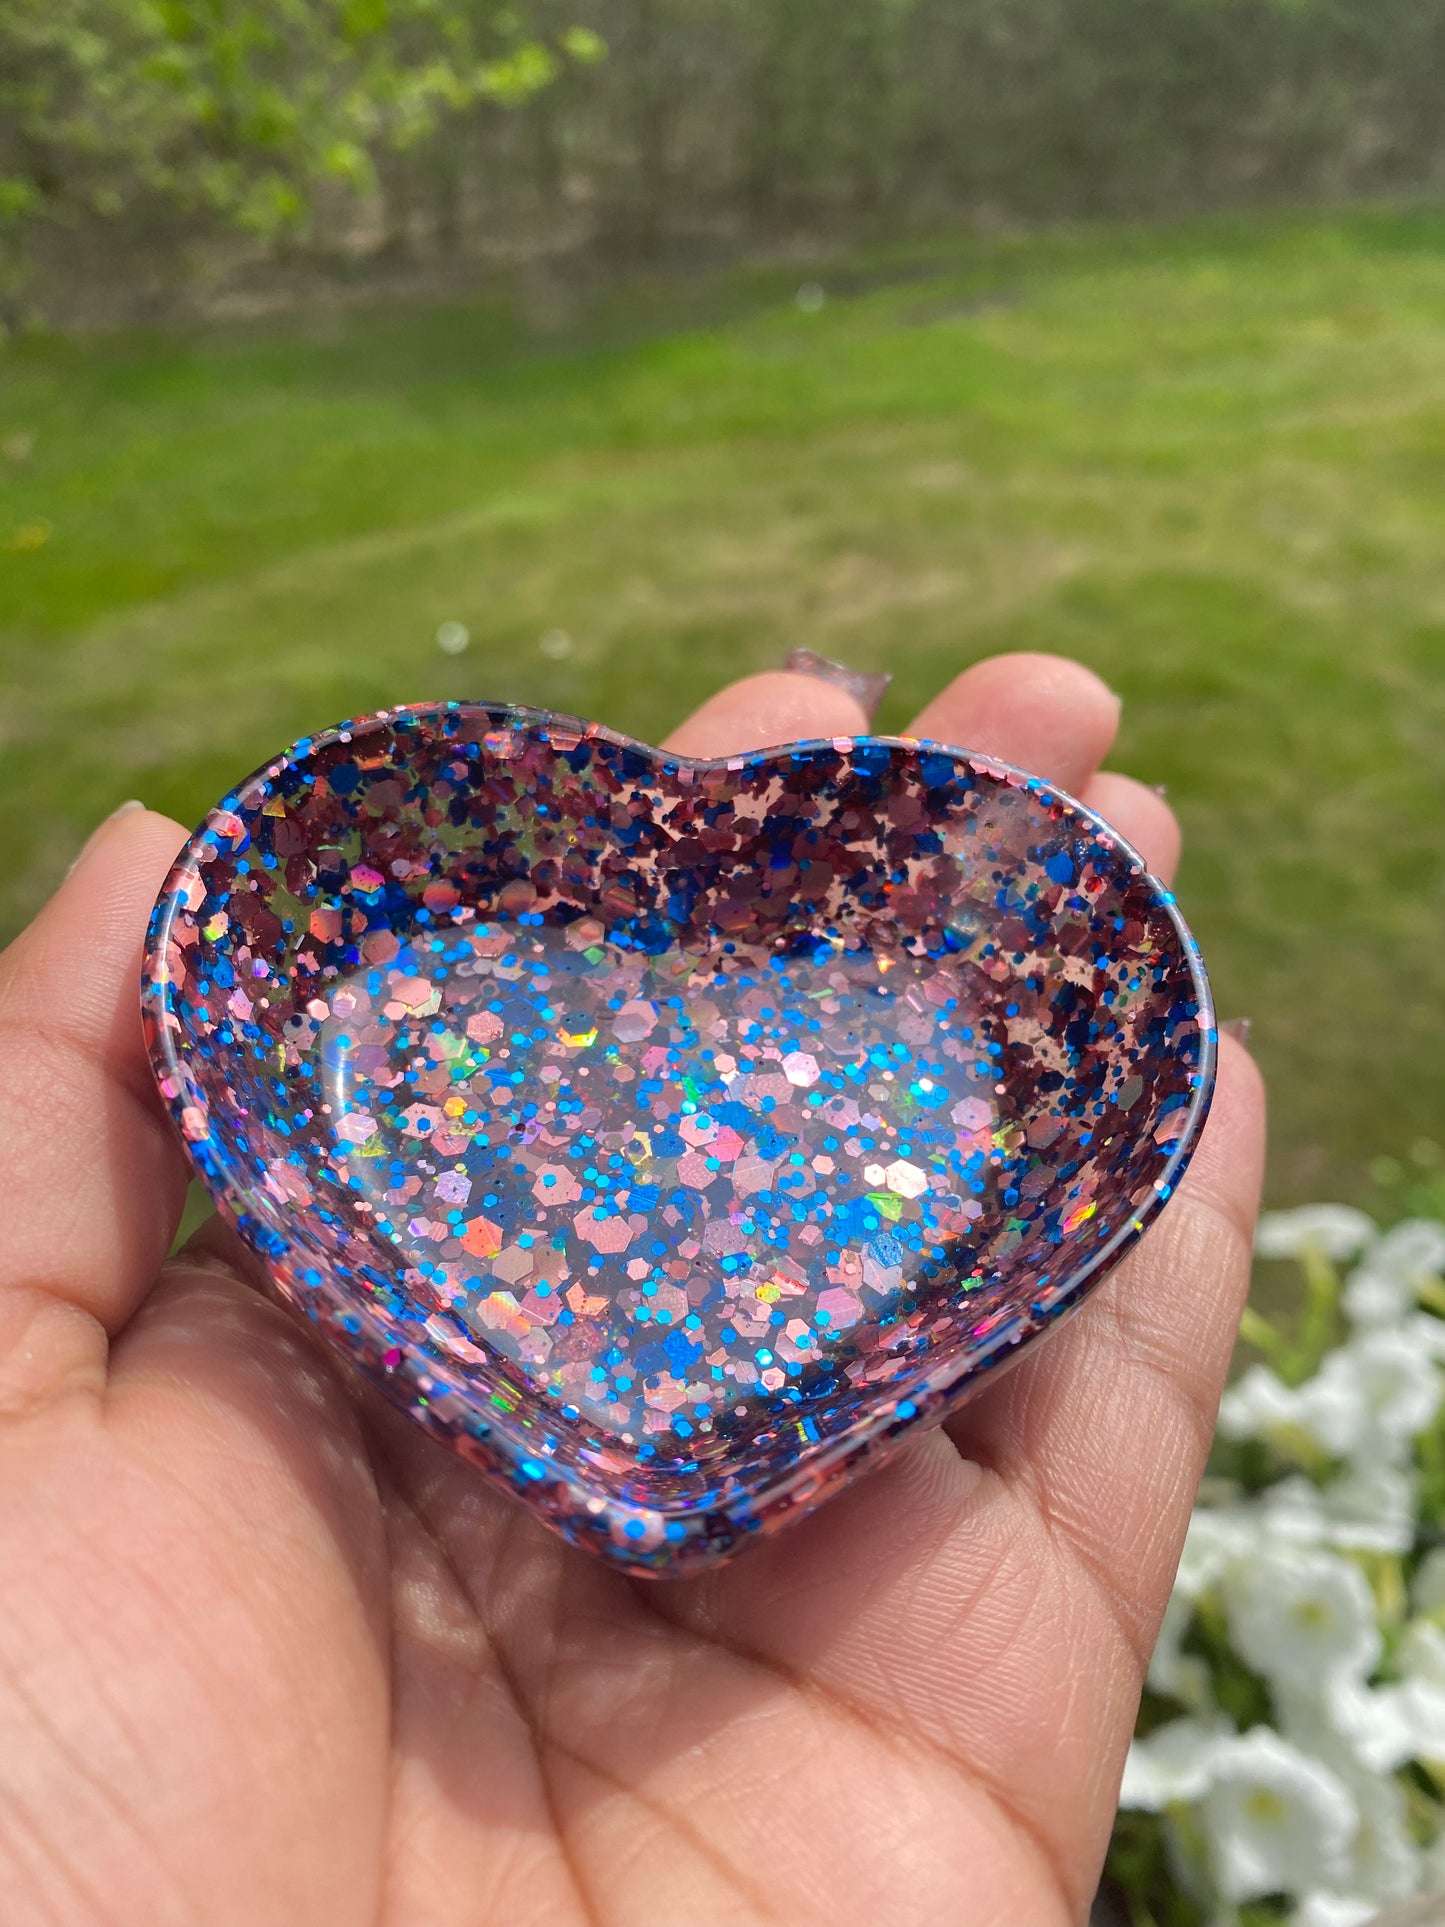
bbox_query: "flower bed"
[1110,1208,1445,1926]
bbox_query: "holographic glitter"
[142,702,1214,1572]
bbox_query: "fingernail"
[783,647,892,725]
[1150,782,1169,799]
[66,799,144,879]
[1220,1017,1252,1049]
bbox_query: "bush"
[10,1,1445,324]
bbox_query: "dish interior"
[146,705,1211,1519]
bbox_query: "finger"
[663,670,872,758]
[1080,772,1181,882]
[0,806,191,1413]
[947,1036,1266,1658]
[906,651,1121,799]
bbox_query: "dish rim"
[141,699,1218,1560]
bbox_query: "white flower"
[1120,1717,1233,1811]
[1287,1757,1421,1916]
[1223,1338,1441,1466]
[1284,1752,1423,1909]
[1217,1362,1299,1440]
[1218,1361,1364,1457]
[1280,1675,1398,1775]
[1392,1620,1445,1764]
[1223,1545,1382,1695]
[1326,1677,1417,1773]
[1412,1545,1445,1614]
[1342,1329,1442,1449]
[1123,1204,1445,1924]
[1339,1768,1421,1903]
[1261,1464,1418,1556]
[1147,1588,1212,1710]
[1199,1728,1358,1903]
[1343,1218,1445,1326]
[1149,1507,1262,1706]
[1406,1309,1445,1362]
[1293,1895,1377,1927]
[1175,1504,1261,1592]
[1257,1206,1377,1263]
[1312,1630,1445,1773]
[1393,1679,1445,1767]
[1314,1461,1419,1555]
[1401,1616,1445,1688]
[1257,1475,1334,1544]
[1277,1677,1413,1777]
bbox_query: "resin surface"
[142,702,1214,1572]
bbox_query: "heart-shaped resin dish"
[143,701,1214,1573]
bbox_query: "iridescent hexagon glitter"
[142,702,1214,1573]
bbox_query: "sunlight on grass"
[3,205,1443,1204]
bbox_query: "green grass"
[4,204,1444,1206]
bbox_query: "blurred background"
[2,0,1444,1219]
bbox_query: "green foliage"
[9,0,1445,320]
[1182,1597,1277,1735]
[1235,1242,1345,1392]
[1107,1808,1203,1927]
[1371,1141,1445,1228]
[559,23,605,63]
[733,0,922,215]
[0,0,597,302]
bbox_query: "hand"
[0,653,1264,1927]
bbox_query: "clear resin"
[143,703,1214,1573]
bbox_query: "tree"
[0,0,595,316]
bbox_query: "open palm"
[0,653,1262,1927]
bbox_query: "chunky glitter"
[141,702,1214,1572]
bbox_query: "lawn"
[3,204,1444,1208]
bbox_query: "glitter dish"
[142,702,1214,1573]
